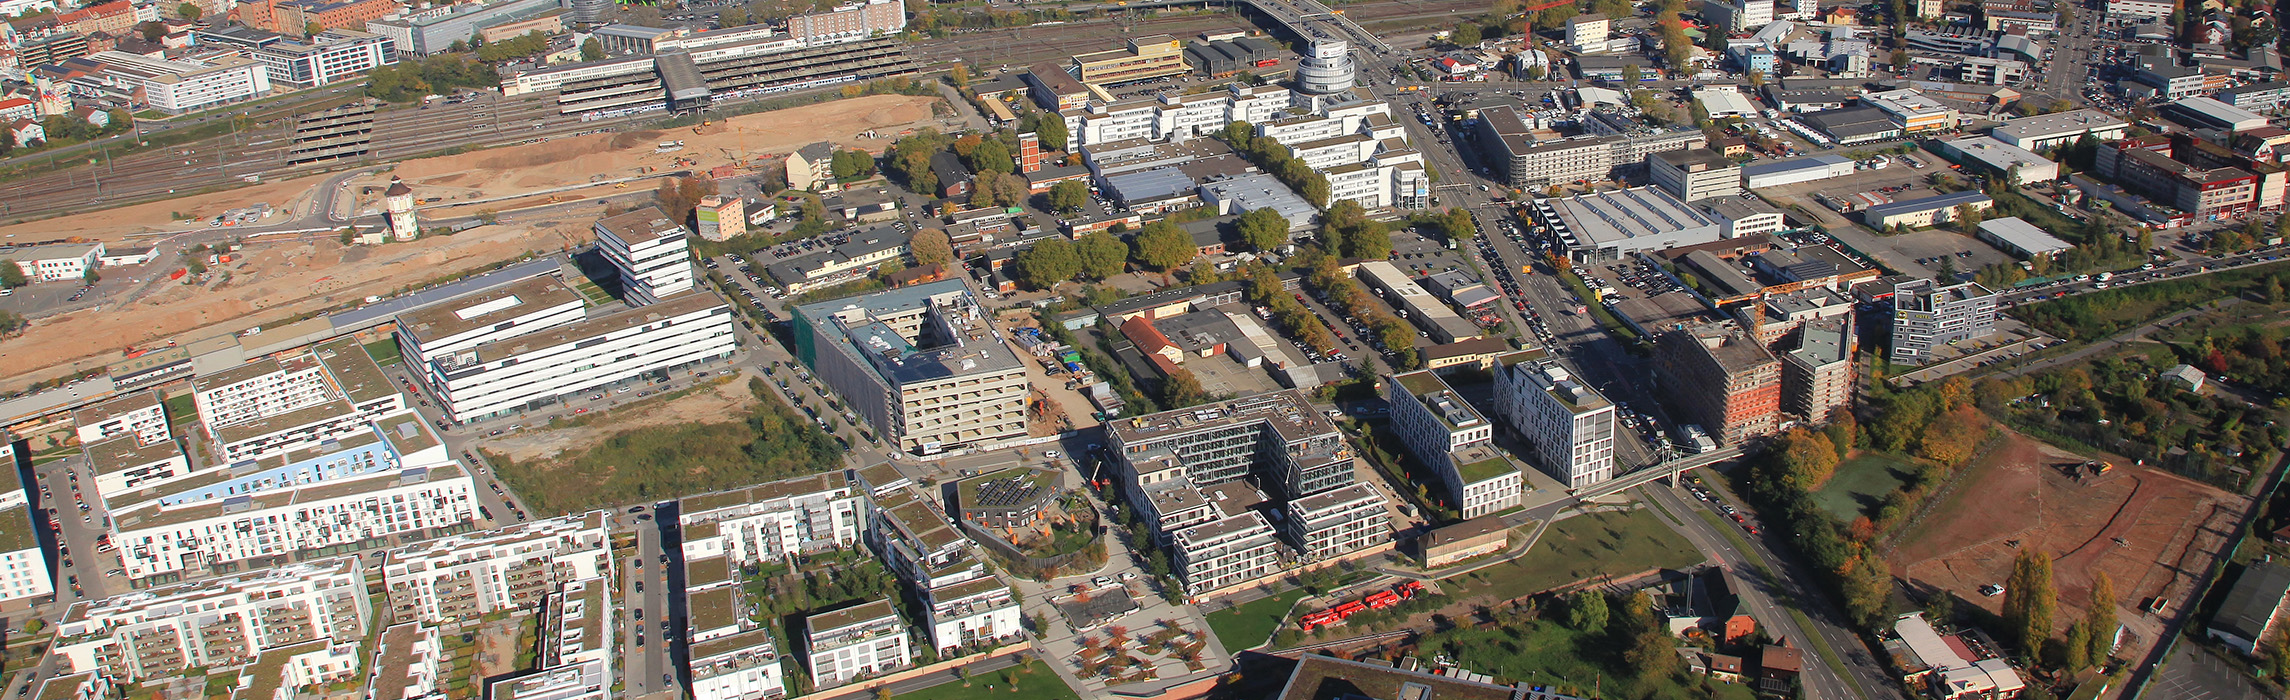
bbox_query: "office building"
[378,513,611,624]
[1861,191,1995,229]
[84,51,270,114]
[194,337,409,464]
[1651,149,1744,202]
[595,207,696,306]
[1863,89,1959,133]
[920,576,1022,656]
[1888,279,1997,365]
[763,227,911,293]
[197,26,397,88]
[690,631,787,700]
[697,195,745,242]
[1475,106,1707,188]
[1280,483,1389,561]
[0,242,102,283]
[393,276,588,367]
[365,0,561,56]
[1936,136,2058,185]
[803,600,913,688]
[1073,34,1189,85]
[1353,261,1482,343]
[1781,317,1854,422]
[2098,137,2264,217]
[1654,322,1782,445]
[1492,351,1618,489]
[1387,371,1524,519]
[2106,0,2171,17]
[1989,108,2129,151]
[2219,82,2290,113]
[50,558,371,682]
[791,280,1028,455]
[679,472,865,565]
[0,442,50,607]
[409,290,737,423]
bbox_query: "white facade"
[921,577,1022,655]
[423,293,736,422]
[380,513,612,623]
[1492,351,1618,489]
[1171,511,1285,596]
[0,442,50,606]
[804,600,913,688]
[51,559,372,682]
[111,463,477,581]
[1387,370,1522,518]
[594,207,697,305]
[1280,483,1389,560]
[0,242,102,283]
[191,356,333,430]
[2106,0,2172,18]
[487,577,614,700]
[393,277,588,366]
[87,52,271,114]
[690,631,786,700]
[680,473,865,565]
[72,391,169,447]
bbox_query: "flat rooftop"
[595,207,686,244]
[314,337,396,405]
[473,291,725,364]
[1107,389,1336,448]
[395,276,583,345]
[72,390,161,429]
[1547,187,1721,249]
[793,279,1023,386]
[681,471,850,515]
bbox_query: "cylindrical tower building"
[1297,35,1354,94]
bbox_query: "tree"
[81,269,98,285]
[1622,64,1642,85]
[1075,230,1126,279]
[139,21,165,43]
[1133,221,1195,271]
[2084,572,2117,664]
[305,21,323,36]
[1164,368,1212,407]
[1775,427,1840,489]
[1565,590,1608,631]
[719,4,750,25]
[1453,22,1482,45]
[1047,180,1090,214]
[0,262,27,290]
[0,310,22,336]
[1013,238,1079,288]
[1022,112,1070,152]
[581,37,605,61]
[911,229,953,267]
[949,64,970,88]
[654,176,717,222]
[177,1,200,18]
[2002,549,2057,655]
[968,138,1013,174]
[1237,207,1289,252]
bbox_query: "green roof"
[689,587,740,630]
[1456,454,1518,485]
[686,556,733,589]
[1394,371,1449,398]
[314,337,397,405]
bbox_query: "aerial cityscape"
[1,0,2289,696]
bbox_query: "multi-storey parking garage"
[514,36,919,116]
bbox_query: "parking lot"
[1881,229,2015,274]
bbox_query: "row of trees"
[1320,201,1392,260]
[1219,121,1333,207]
[366,55,500,102]
[1009,231,1128,287]
[1999,549,2119,673]
[471,31,551,63]
[1247,264,1338,354]
[1306,255,1420,369]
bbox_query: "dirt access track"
[1889,429,2244,660]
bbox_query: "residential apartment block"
[1654,322,1782,446]
[920,576,1022,656]
[690,630,787,700]
[803,600,913,688]
[1281,483,1389,561]
[1387,371,1523,519]
[1782,317,1855,421]
[1106,390,1353,501]
[1491,351,1618,489]
[195,337,409,464]
[0,442,51,607]
[1171,510,1286,595]
[1888,279,1998,365]
[71,391,168,448]
[1476,105,1708,188]
[792,280,1028,455]
[678,472,865,565]
[378,513,611,625]
[1650,148,1745,202]
[867,487,987,590]
[51,558,371,682]
[485,577,613,700]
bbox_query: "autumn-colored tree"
[2003,549,2057,653]
[911,229,953,267]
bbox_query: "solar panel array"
[972,476,1045,508]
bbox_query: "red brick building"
[1654,321,1781,445]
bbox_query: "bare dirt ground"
[483,372,759,463]
[0,173,333,243]
[0,219,592,389]
[1890,429,2244,660]
[0,94,946,389]
[348,95,943,213]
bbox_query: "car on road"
[1092,575,1113,587]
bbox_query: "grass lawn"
[893,660,1078,700]
[1205,588,1306,651]
[1809,453,1918,521]
[1424,620,1762,699]
[162,393,196,423]
[1444,509,1701,602]
[363,337,403,366]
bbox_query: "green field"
[1424,619,1760,700]
[1443,509,1701,602]
[362,337,403,366]
[892,660,1079,700]
[1809,453,1918,521]
[162,394,196,424]
[1205,588,1306,651]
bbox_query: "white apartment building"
[1171,510,1285,596]
[595,207,697,305]
[804,599,913,688]
[82,432,191,503]
[793,280,1028,455]
[0,442,51,607]
[1230,83,1297,124]
[869,487,987,589]
[192,354,334,430]
[72,391,169,447]
[367,623,447,700]
[110,458,477,581]
[2106,0,2172,18]
[1387,370,1523,519]
[486,577,614,700]
[1492,351,1619,489]
[1286,133,1379,170]
[1863,89,1960,133]
[1157,91,1233,138]
[1280,483,1389,561]
[87,52,271,114]
[198,338,410,464]
[392,276,588,366]
[51,559,372,682]
[1257,113,1351,146]
[1080,98,1163,144]
[679,472,865,565]
[0,242,102,283]
[379,512,612,624]
[1650,149,1745,202]
[416,291,738,422]
[690,630,787,700]
[921,576,1022,656]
